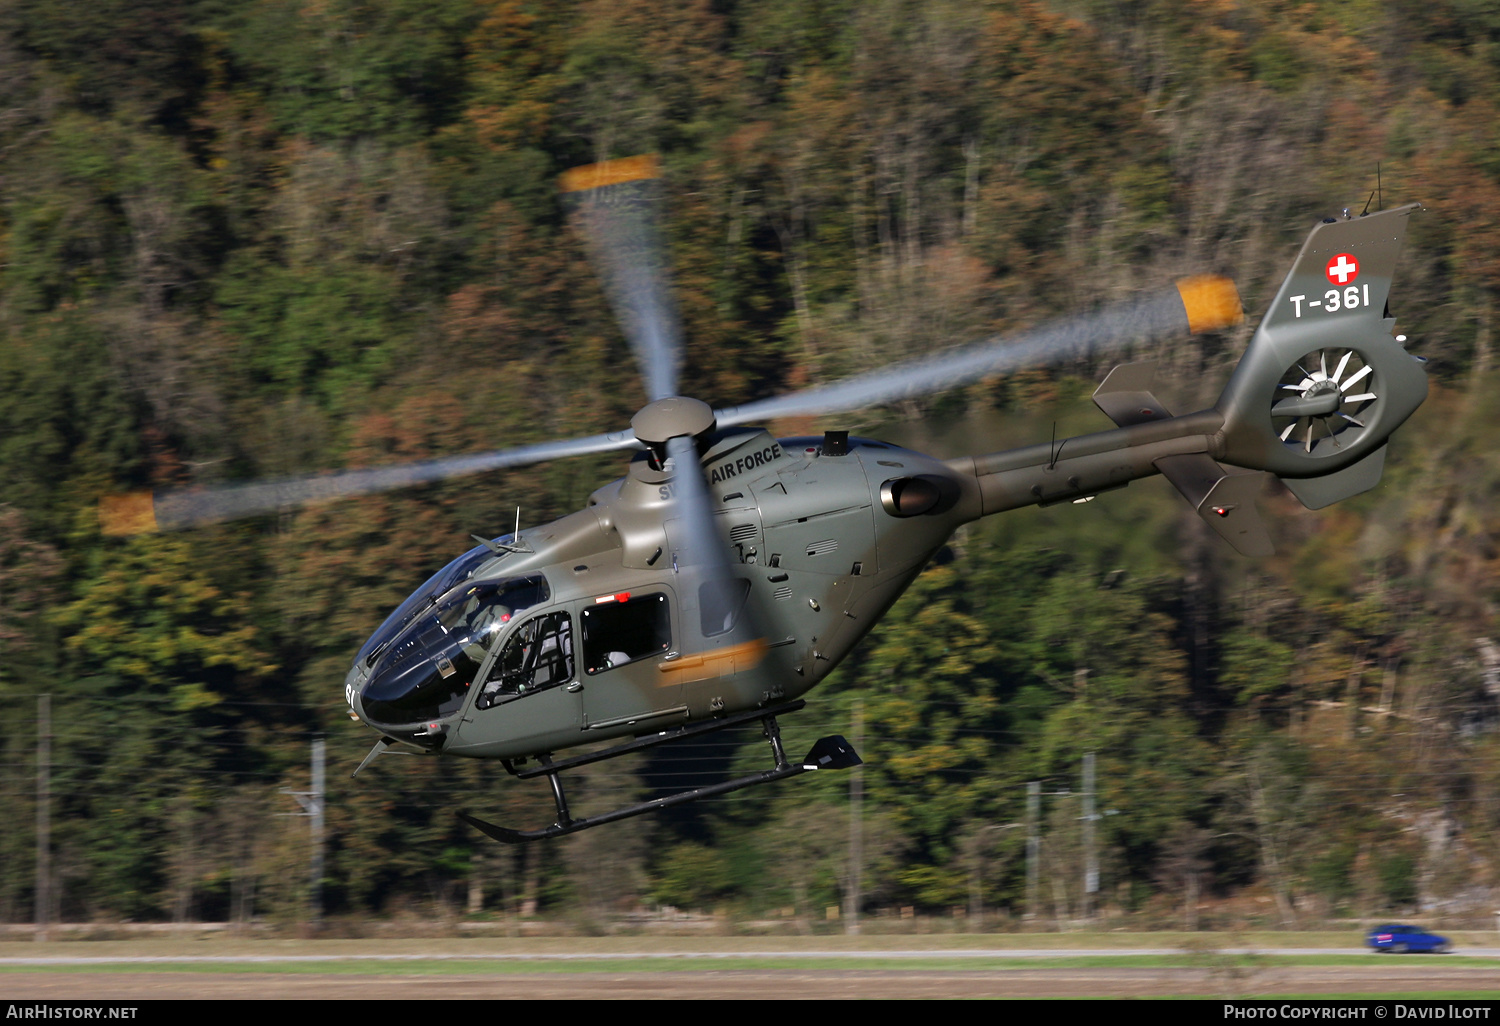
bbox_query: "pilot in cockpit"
[460,592,511,664]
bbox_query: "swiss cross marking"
[1326,253,1359,285]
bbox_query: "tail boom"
[944,203,1427,555]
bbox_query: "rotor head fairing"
[630,396,716,445]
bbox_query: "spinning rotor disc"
[99,155,1243,535]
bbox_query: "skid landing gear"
[457,701,861,843]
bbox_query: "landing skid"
[457,701,861,843]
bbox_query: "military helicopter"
[102,156,1428,842]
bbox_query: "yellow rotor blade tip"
[558,154,660,193]
[99,491,158,536]
[1176,274,1243,333]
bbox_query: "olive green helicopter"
[103,156,1428,842]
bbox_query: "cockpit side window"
[475,611,573,709]
[581,593,671,675]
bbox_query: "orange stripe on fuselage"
[655,638,768,686]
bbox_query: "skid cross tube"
[500,700,807,780]
[764,714,790,770]
[458,703,856,844]
[537,754,571,827]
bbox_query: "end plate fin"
[1280,445,1387,510]
[1093,362,1173,427]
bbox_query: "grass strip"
[3,954,1499,975]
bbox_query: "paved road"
[5,946,1500,964]
[4,948,1499,998]
[5,965,1500,999]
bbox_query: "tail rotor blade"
[713,276,1241,427]
[560,155,682,402]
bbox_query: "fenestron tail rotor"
[1270,348,1379,455]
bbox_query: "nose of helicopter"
[345,654,459,751]
[346,645,468,750]
[345,660,368,717]
[344,662,390,738]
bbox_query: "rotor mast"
[630,396,717,469]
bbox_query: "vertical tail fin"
[1215,203,1427,506]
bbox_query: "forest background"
[2,0,1500,931]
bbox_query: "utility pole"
[283,737,325,925]
[1026,780,1039,921]
[1026,764,1104,928]
[311,737,324,920]
[35,694,50,943]
[1083,751,1098,921]
[845,699,863,935]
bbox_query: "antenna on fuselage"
[1361,164,1382,217]
[471,507,531,556]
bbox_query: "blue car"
[1366,924,1452,953]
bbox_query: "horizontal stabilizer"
[1281,445,1387,510]
[803,735,862,771]
[1093,361,1173,427]
[1156,454,1274,556]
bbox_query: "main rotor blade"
[662,434,774,681]
[560,155,682,402]
[713,276,1242,427]
[100,430,643,535]
[664,434,730,573]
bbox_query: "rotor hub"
[630,396,716,445]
